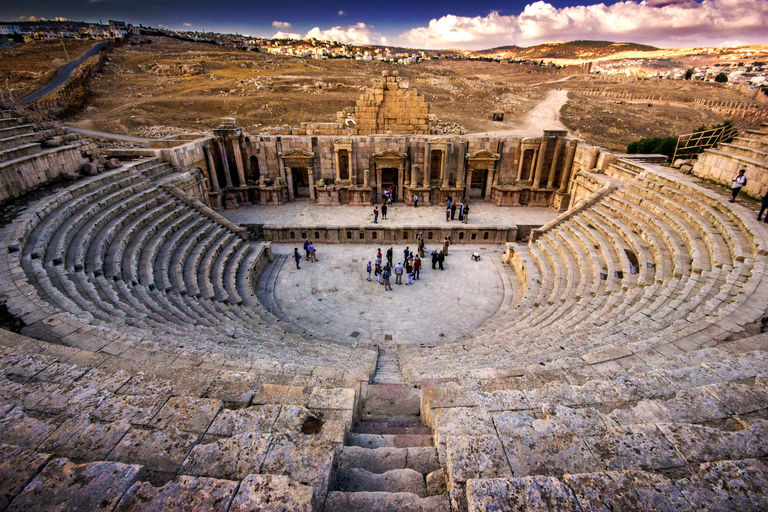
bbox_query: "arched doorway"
[247,155,260,185]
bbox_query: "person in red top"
[373,206,379,223]
[413,256,421,279]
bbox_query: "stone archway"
[281,148,316,202]
[465,150,500,202]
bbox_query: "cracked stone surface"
[229,474,313,512]
[115,475,238,512]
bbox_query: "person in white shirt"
[731,169,747,203]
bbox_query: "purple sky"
[4,0,768,49]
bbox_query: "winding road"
[473,88,571,137]
[19,40,110,104]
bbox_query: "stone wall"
[0,144,87,203]
[354,71,430,136]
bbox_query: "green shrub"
[627,136,677,159]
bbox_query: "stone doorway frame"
[371,149,407,203]
[465,149,500,202]
[281,148,316,201]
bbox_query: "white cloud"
[305,22,379,45]
[54,17,68,21]
[400,0,768,49]
[272,21,292,29]
[272,31,302,40]
[338,10,346,16]
[381,36,388,45]
[183,22,192,27]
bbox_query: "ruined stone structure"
[1,105,768,511]
[353,71,430,136]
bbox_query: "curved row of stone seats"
[398,162,768,385]
[0,159,377,387]
[418,332,768,510]
[0,329,359,511]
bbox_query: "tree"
[715,72,728,83]
[684,68,694,80]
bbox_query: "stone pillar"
[424,143,431,185]
[375,164,382,202]
[404,161,411,187]
[465,168,473,201]
[532,138,548,189]
[364,169,370,188]
[334,149,341,184]
[441,147,450,189]
[231,136,246,187]
[457,142,467,189]
[422,160,430,189]
[516,147,527,182]
[276,139,287,186]
[285,167,295,201]
[547,137,564,189]
[485,166,495,200]
[588,147,600,170]
[398,166,404,202]
[308,170,315,201]
[217,138,233,188]
[411,164,419,187]
[204,146,220,192]
[560,140,578,193]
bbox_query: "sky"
[3,0,768,50]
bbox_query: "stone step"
[348,433,434,449]
[339,446,440,475]
[362,383,420,417]
[324,491,449,512]
[334,467,427,496]
[353,421,432,435]
[0,124,33,139]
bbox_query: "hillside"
[477,40,659,59]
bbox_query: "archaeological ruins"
[1,63,768,512]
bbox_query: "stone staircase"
[371,345,404,384]
[325,376,449,510]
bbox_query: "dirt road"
[472,89,570,136]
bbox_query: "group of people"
[444,196,469,223]
[366,234,452,291]
[373,204,388,223]
[293,240,318,269]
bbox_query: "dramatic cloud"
[272,21,292,29]
[400,0,768,49]
[305,22,380,45]
[272,31,302,40]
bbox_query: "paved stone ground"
[259,243,517,346]
[222,202,557,229]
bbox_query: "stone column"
[411,164,419,187]
[285,167,295,201]
[465,168,473,201]
[560,140,578,192]
[457,142,467,189]
[532,138,548,189]
[441,147,450,189]
[404,161,411,187]
[217,138,233,188]
[547,137,564,189]
[276,138,287,186]
[398,165,404,202]
[231,136,246,187]
[422,160,430,188]
[424,143,431,185]
[588,147,600,170]
[363,169,370,188]
[308,170,315,201]
[204,146,220,192]
[375,164,382,202]
[516,146,527,182]
[485,166,495,199]
[334,149,341,184]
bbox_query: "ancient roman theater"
[1,68,768,512]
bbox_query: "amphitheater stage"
[220,202,558,235]
[258,243,518,346]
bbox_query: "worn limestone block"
[446,435,511,484]
[0,377,59,409]
[704,382,768,415]
[180,432,271,479]
[497,428,601,478]
[565,470,693,511]
[229,474,313,512]
[308,387,355,410]
[487,389,532,411]
[426,468,447,496]
[407,446,440,474]
[604,399,671,426]
[206,404,282,436]
[252,384,309,406]
[524,381,579,408]
[310,407,354,428]
[272,405,315,433]
[8,457,145,512]
[149,396,222,434]
[115,475,238,512]
[325,490,450,512]
[0,443,52,511]
[108,426,199,473]
[90,394,168,426]
[33,384,111,417]
[585,424,686,472]
[657,422,764,465]
[39,414,131,461]
[465,475,580,512]
[0,405,58,449]
[656,388,733,423]
[340,446,406,474]
[115,373,174,397]
[675,459,768,511]
[260,434,336,509]
[542,404,610,435]
[203,370,260,405]
[33,361,90,385]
